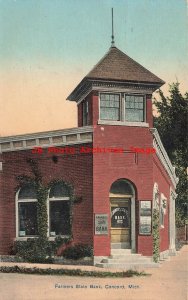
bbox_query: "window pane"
[100,107,120,121]
[50,201,70,236]
[100,93,120,120]
[18,185,37,199]
[49,183,69,198]
[160,207,164,226]
[110,179,133,195]
[125,95,144,122]
[18,202,38,236]
[125,110,144,122]
[83,101,89,126]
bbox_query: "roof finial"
[111,8,115,47]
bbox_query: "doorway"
[110,198,131,246]
[109,179,136,251]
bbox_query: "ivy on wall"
[14,158,81,262]
[152,208,160,263]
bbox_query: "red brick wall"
[0,144,93,254]
[92,124,154,256]
[153,154,172,252]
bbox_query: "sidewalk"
[0,246,187,300]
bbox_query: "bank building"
[0,23,178,268]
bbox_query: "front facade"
[0,46,178,263]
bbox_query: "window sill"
[14,235,71,241]
[48,235,70,241]
[98,120,149,127]
[14,236,38,241]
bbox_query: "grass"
[0,266,150,278]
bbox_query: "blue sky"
[1,0,187,68]
[0,0,187,135]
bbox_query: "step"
[111,249,132,255]
[96,262,160,270]
[111,243,130,249]
[101,257,153,264]
[109,254,142,259]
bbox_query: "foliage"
[13,238,53,263]
[175,208,187,228]
[0,266,149,277]
[152,209,160,263]
[13,236,71,263]
[153,83,188,223]
[36,184,48,239]
[62,244,93,260]
[15,159,74,262]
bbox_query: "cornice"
[67,78,160,103]
[150,128,178,188]
[0,126,93,153]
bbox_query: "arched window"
[153,183,159,210]
[110,179,134,197]
[17,185,38,237]
[160,193,167,228]
[48,182,71,237]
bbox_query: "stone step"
[109,254,142,259]
[96,262,159,270]
[101,257,153,264]
[111,243,130,249]
[111,249,132,255]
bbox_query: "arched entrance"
[110,179,136,251]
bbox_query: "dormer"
[67,46,165,128]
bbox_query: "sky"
[0,0,187,136]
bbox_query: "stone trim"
[67,78,160,103]
[0,126,93,153]
[150,128,178,187]
[98,120,149,127]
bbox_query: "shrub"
[13,236,71,263]
[13,238,53,263]
[0,266,149,277]
[62,244,93,260]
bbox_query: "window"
[99,93,145,123]
[160,206,164,227]
[83,100,89,126]
[17,185,38,237]
[48,183,71,237]
[160,194,167,228]
[125,95,144,122]
[100,93,120,121]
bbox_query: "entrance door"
[110,198,131,246]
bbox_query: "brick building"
[0,45,178,266]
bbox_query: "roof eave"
[67,77,165,102]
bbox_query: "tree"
[153,82,188,226]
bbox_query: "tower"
[67,37,168,257]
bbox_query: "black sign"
[111,207,129,228]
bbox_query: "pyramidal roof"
[86,46,164,84]
[67,46,165,101]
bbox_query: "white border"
[15,189,37,239]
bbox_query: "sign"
[139,201,152,235]
[140,216,152,234]
[95,214,108,235]
[111,207,129,228]
[19,231,26,237]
